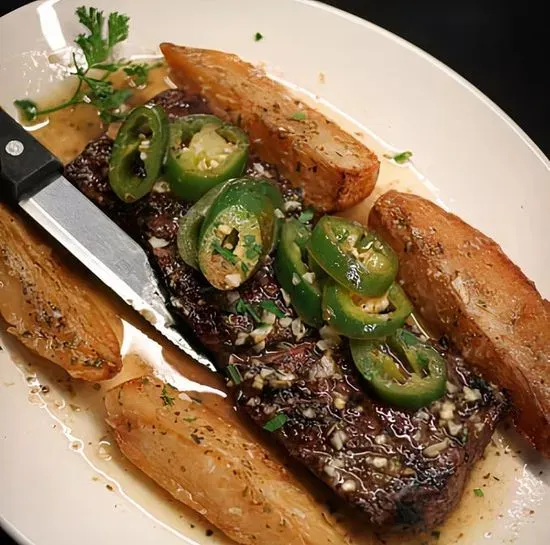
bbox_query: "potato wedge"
[0,203,122,381]
[369,191,550,456]
[160,43,379,213]
[105,376,352,545]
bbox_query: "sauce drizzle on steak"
[65,89,507,530]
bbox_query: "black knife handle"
[0,109,62,202]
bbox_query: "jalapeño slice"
[323,281,412,339]
[350,328,447,409]
[274,218,323,327]
[164,114,249,201]
[177,180,232,269]
[308,216,398,297]
[109,105,169,203]
[197,178,278,290]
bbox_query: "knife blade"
[0,109,215,372]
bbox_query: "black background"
[0,0,548,543]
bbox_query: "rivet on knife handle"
[0,109,62,202]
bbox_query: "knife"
[0,109,215,372]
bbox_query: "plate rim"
[1,0,548,169]
[294,0,549,168]
[0,1,548,545]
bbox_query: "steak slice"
[64,89,508,530]
[231,343,504,528]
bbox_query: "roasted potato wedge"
[369,191,550,456]
[105,376,351,545]
[160,43,379,213]
[0,203,122,381]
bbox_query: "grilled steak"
[65,89,508,530]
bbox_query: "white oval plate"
[1,1,549,545]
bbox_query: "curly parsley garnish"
[75,7,129,66]
[124,61,163,87]
[14,6,158,124]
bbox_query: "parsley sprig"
[75,7,129,66]
[14,6,158,124]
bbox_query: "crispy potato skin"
[0,204,122,381]
[160,43,379,213]
[369,191,550,456]
[105,377,352,545]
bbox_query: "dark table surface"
[0,0,547,543]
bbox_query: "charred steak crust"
[65,89,508,530]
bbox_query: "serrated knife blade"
[20,174,216,372]
[1,108,214,370]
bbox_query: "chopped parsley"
[235,298,247,315]
[245,243,262,260]
[14,6,156,123]
[160,384,175,407]
[226,364,243,385]
[260,300,285,318]
[246,304,261,323]
[213,241,237,264]
[235,298,261,323]
[386,150,413,164]
[263,413,288,432]
[254,32,264,42]
[290,111,307,121]
[243,234,262,260]
[298,208,314,223]
[473,487,484,497]
[431,530,441,540]
[417,352,429,367]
